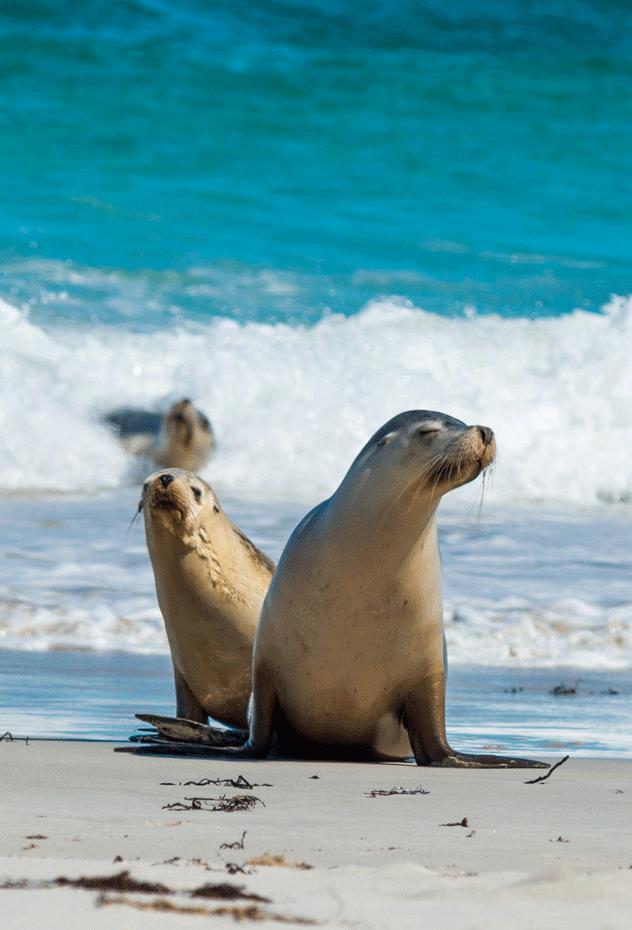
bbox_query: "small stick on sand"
[525,755,569,785]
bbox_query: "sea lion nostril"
[160,473,174,488]
[478,426,493,445]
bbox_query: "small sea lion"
[140,469,275,729]
[105,398,215,472]
[138,411,546,768]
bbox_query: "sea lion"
[105,398,215,472]
[139,468,275,729]
[138,411,546,768]
[150,398,215,472]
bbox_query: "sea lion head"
[344,410,496,508]
[139,468,276,577]
[162,398,212,451]
[139,468,221,544]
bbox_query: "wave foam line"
[1,294,632,503]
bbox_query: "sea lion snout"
[473,424,496,469]
[477,425,494,446]
[159,473,174,489]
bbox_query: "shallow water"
[1,651,628,758]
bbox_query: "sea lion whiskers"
[127,505,143,533]
[369,434,467,539]
[396,444,456,511]
[367,455,438,543]
[401,457,440,514]
[468,460,495,530]
[371,428,492,542]
[426,444,472,486]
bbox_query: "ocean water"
[0,1,630,753]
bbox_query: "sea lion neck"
[323,482,442,568]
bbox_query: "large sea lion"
[140,469,275,729]
[139,410,546,768]
[105,398,215,472]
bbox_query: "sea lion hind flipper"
[134,669,279,758]
[402,677,549,769]
[135,714,247,747]
[434,753,549,769]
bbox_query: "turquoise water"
[2,0,631,324]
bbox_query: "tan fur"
[150,399,215,472]
[140,469,274,728]
[239,411,541,766]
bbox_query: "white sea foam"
[2,292,632,503]
[444,598,632,670]
[4,591,629,669]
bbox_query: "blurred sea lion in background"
[139,468,275,729]
[104,398,215,472]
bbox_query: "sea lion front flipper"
[402,676,549,769]
[402,672,453,765]
[242,662,278,758]
[173,668,209,724]
[135,714,247,747]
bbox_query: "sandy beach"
[1,739,630,929]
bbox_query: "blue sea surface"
[1,0,631,323]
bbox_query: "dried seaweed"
[162,795,264,812]
[53,871,170,894]
[182,776,271,789]
[190,881,269,902]
[3,872,272,905]
[551,681,580,696]
[244,854,313,870]
[95,895,316,924]
[366,786,429,797]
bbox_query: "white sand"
[1,740,631,928]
